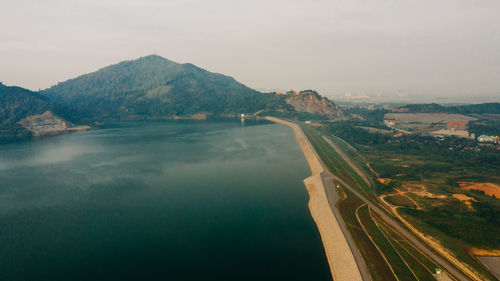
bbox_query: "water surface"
[0,120,331,281]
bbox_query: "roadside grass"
[340,189,441,281]
[372,212,439,281]
[338,189,397,281]
[399,210,498,281]
[357,205,419,281]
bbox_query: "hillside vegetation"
[42,55,286,120]
[401,102,500,114]
[0,83,83,140]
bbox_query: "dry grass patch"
[401,183,447,199]
[469,247,500,256]
[458,182,500,198]
[452,194,477,209]
[377,178,392,185]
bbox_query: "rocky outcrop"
[17,111,90,136]
[283,90,344,119]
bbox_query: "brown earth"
[377,178,392,185]
[458,182,500,198]
[469,248,500,256]
[401,183,447,199]
[17,111,91,136]
[173,113,207,120]
[452,194,477,209]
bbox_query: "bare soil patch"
[452,194,477,209]
[377,178,392,185]
[401,183,447,199]
[458,182,500,198]
[470,248,500,256]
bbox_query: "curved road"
[317,140,474,281]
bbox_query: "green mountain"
[42,55,285,120]
[1,55,343,141]
[0,82,54,125]
[0,82,85,139]
[450,103,500,114]
[399,103,447,113]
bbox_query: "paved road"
[477,257,500,280]
[320,171,372,281]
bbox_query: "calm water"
[0,120,331,281]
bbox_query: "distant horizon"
[2,53,499,104]
[2,0,500,98]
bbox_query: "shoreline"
[266,117,363,281]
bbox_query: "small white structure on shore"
[305,120,312,124]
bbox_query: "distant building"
[447,121,466,131]
[478,135,499,144]
[305,121,312,124]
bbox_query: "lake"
[0,120,331,281]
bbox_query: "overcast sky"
[1,0,499,97]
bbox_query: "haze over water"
[0,120,331,281]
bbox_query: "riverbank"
[265,117,363,281]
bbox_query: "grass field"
[338,189,397,281]
[360,143,499,280]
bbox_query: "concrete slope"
[266,117,365,281]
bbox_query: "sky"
[1,0,500,98]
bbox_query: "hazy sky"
[1,0,499,97]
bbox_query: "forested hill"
[0,82,54,125]
[450,103,500,114]
[399,103,447,113]
[0,83,84,139]
[42,55,285,120]
[400,102,500,114]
